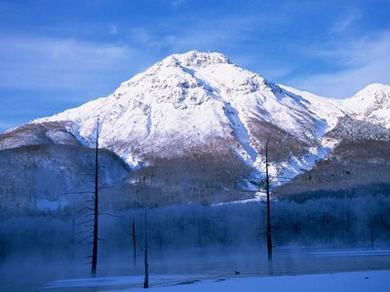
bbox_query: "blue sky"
[0,0,389,131]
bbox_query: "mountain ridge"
[1,50,389,207]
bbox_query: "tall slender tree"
[132,218,137,266]
[265,136,272,264]
[369,215,375,249]
[143,208,149,288]
[91,119,100,277]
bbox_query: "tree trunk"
[143,208,149,288]
[91,120,100,277]
[265,137,272,265]
[72,214,75,244]
[132,218,137,266]
[369,216,375,249]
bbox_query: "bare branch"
[64,191,94,195]
[100,212,121,218]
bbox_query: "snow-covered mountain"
[33,51,350,172]
[343,83,390,128]
[1,50,389,206]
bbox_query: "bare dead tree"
[59,119,121,275]
[72,214,76,244]
[261,137,316,267]
[369,215,375,249]
[265,136,272,264]
[91,119,100,277]
[143,208,149,288]
[132,217,137,266]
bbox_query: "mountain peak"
[161,50,232,68]
[346,83,389,105]
[343,83,390,127]
[354,83,390,97]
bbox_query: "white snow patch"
[44,270,390,292]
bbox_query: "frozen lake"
[1,246,390,291]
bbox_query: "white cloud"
[331,10,361,33]
[128,16,259,53]
[0,36,153,97]
[288,32,390,98]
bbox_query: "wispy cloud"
[109,25,118,35]
[128,15,263,52]
[0,0,388,131]
[130,28,158,47]
[0,35,153,97]
[0,35,160,131]
[331,10,361,33]
[288,31,390,98]
[171,0,189,8]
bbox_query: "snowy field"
[44,270,390,292]
[1,247,389,291]
[43,248,390,291]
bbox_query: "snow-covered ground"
[44,270,390,291]
[1,246,388,291]
[41,247,390,291]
